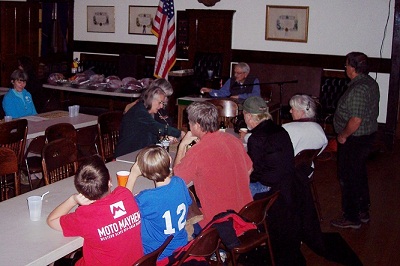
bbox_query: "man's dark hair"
[346,52,369,74]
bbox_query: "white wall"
[74,0,394,123]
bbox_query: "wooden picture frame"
[87,6,115,33]
[128,6,157,35]
[265,5,309,43]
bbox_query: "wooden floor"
[300,140,400,266]
[19,139,400,266]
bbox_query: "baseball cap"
[243,96,267,114]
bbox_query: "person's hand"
[337,134,347,144]
[180,131,198,147]
[230,95,239,99]
[73,193,95,206]
[200,87,211,94]
[169,136,179,144]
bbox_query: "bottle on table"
[219,121,226,132]
[161,125,170,152]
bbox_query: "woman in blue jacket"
[2,69,37,118]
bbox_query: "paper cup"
[68,106,74,117]
[73,105,80,116]
[4,116,12,122]
[27,196,42,221]
[239,128,248,133]
[117,171,130,187]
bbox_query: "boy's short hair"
[136,145,171,183]
[74,155,110,200]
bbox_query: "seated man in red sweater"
[174,101,253,227]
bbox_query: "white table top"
[0,87,8,96]
[43,84,141,99]
[25,110,98,140]
[0,160,154,266]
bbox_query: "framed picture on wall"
[87,6,115,33]
[128,6,157,35]
[265,5,309,42]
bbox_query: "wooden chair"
[295,148,323,220]
[176,227,222,265]
[229,191,280,266]
[76,125,99,160]
[21,135,46,190]
[208,99,238,128]
[0,119,28,167]
[97,111,123,162]
[132,235,174,266]
[42,138,78,185]
[0,147,20,201]
[45,122,77,143]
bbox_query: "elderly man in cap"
[243,96,304,265]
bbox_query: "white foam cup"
[27,196,42,221]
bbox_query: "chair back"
[239,191,280,230]
[208,99,238,127]
[176,227,221,265]
[0,119,28,165]
[22,135,46,190]
[294,148,322,169]
[45,123,77,143]
[132,235,174,266]
[97,111,123,162]
[0,147,20,200]
[42,138,78,185]
[76,125,99,160]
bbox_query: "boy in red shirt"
[47,156,143,266]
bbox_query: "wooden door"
[0,2,39,87]
[186,10,235,78]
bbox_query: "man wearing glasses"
[200,62,260,102]
[2,69,37,119]
[331,52,380,229]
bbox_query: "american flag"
[152,0,176,79]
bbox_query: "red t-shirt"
[60,186,143,266]
[174,131,253,227]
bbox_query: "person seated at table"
[282,94,328,157]
[18,55,47,113]
[242,96,304,265]
[124,78,174,126]
[115,86,184,157]
[199,62,260,102]
[130,145,192,261]
[2,69,37,118]
[174,101,253,228]
[47,155,144,266]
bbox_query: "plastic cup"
[116,171,130,187]
[73,105,80,116]
[68,106,74,117]
[4,116,12,122]
[27,196,42,221]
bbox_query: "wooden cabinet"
[177,9,235,77]
[0,2,40,87]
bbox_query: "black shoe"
[359,212,370,223]
[330,217,361,229]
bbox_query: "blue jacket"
[2,88,37,118]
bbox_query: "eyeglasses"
[234,71,244,75]
[15,79,26,82]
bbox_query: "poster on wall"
[87,6,115,33]
[129,6,157,35]
[265,5,309,43]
